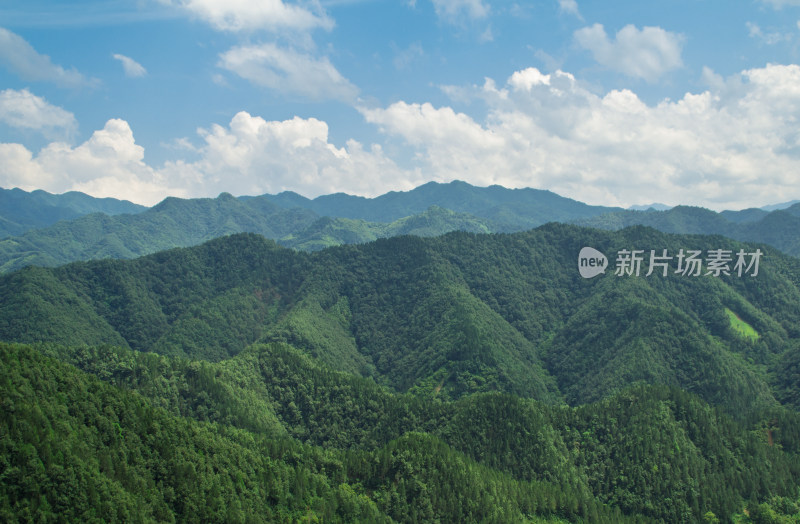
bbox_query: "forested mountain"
[0,193,501,273]
[3,226,800,521]
[4,340,800,522]
[258,180,621,226]
[762,199,800,212]
[0,187,145,238]
[3,182,800,276]
[2,225,799,411]
[0,181,618,274]
[578,204,800,257]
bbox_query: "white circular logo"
[578,247,608,279]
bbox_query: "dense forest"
[1,224,800,521]
[2,185,800,523]
[577,204,800,258]
[4,337,800,522]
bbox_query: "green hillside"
[2,182,800,277]
[2,226,799,412]
[2,225,800,521]
[4,338,800,522]
[259,179,620,226]
[0,194,498,273]
[578,204,800,257]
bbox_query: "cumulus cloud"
[0,89,77,140]
[359,64,800,210]
[0,119,186,205]
[218,43,358,101]
[361,101,503,176]
[160,0,333,32]
[5,64,800,210]
[168,111,417,198]
[0,112,417,205]
[113,53,147,77]
[0,27,95,88]
[431,0,489,22]
[574,23,683,82]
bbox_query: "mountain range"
[2,227,800,521]
[2,182,800,521]
[1,181,799,276]
[0,187,145,238]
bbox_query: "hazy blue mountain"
[627,203,672,211]
[260,180,622,228]
[785,202,800,217]
[762,200,800,212]
[3,181,799,275]
[0,191,497,272]
[0,187,145,238]
[578,205,800,257]
[720,207,770,223]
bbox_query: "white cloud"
[218,43,358,101]
[761,0,800,7]
[0,112,417,205]
[168,111,418,198]
[0,89,77,140]
[558,0,581,18]
[5,64,800,210]
[160,0,333,32]
[431,0,489,22]
[361,101,503,178]
[574,24,683,82]
[0,27,95,88]
[112,53,147,77]
[0,119,186,205]
[359,64,800,210]
[746,22,791,45]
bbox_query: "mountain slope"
[262,179,621,227]
[3,182,799,276]
[1,225,798,416]
[0,194,498,272]
[3,224,800,522]
[3,340,663,523]
[8,339,800,523]
[578,204,800,257]
[0,193,318,273]
[0,187,145,238]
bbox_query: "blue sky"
[1,0,800,209]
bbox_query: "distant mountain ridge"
[577,204,800,257]
[0,181,622,273]
[762,199,800,212]
[1,181,799,274]
[257,180,621,228]
[0,187,145,238]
